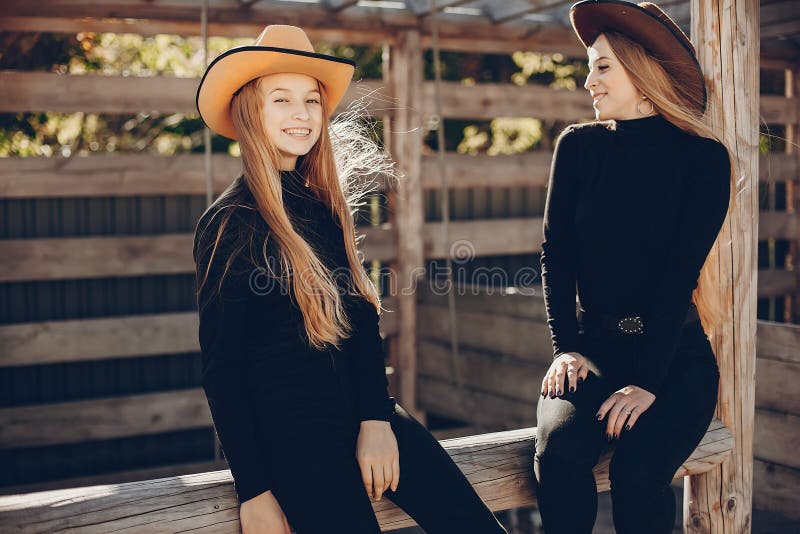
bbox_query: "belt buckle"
[617,316,644,335]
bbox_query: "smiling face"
[584,34,653,121]
[258,72,324,170]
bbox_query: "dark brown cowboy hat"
[569,0,707,114]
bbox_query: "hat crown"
[254,25,315,53]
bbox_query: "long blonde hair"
[197,76,392,350]
[601,31,738,334]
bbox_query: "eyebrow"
[590,56,611,64]
[269,87,321,94]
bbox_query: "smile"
[283,128,311,138]
[593,94,606,104]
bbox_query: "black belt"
[579,303,699,336]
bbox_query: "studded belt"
[580,303,700,336]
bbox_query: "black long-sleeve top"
[540,114,731,396]
[192,170,393,504]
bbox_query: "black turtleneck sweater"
[540,114,731,395]
[192,170,393,503]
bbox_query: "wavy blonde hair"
[197,76,393,349]
[600,31,738,335]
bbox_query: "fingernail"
[625,424,630,431]
[613,433,618,439]
[606,433,611,441]
[570,386,575,392]
[578,377,584,384]
[596,413,602,420]
[556,388,562,396]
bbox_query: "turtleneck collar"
[613,113,675,137]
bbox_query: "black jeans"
[252,350,507,534]
[532,319,720,534]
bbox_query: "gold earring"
[637,96,655,115]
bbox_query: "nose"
[584,69,597,92]
[291,102,310,121]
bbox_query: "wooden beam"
[686,0,759,531]
[389,29,425,419]
[0,388,211,449]
[0,420,733,532]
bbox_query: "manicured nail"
[613,433,618,439]
[570,386,575,392]
[578,377,584,384]
[556,388,562,396]
[596,413,602,420]
[606,433,611,441]
[625,424,631,431]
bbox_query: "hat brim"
[570,0,707,114]
[196,46,356,140]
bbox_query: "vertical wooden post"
[388,29,425,420]
[685,1,759,532]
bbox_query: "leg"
[273,438,380,534]
[609,322,720,534]
[384,403,508,534]
[533,364,619,534]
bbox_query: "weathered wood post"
[387,29,425,420]
[686,0,759,531]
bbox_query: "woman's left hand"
[356,420,400,501]
[596,385,656,439]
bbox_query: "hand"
[596,385,656,439]
[239,490,291,534]
[356,420,400,501]
[541,352,590,398]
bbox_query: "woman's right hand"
[239,490,291,534]
[541,352,590,398]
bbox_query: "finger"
[566,364,577,392]
[607,403,628,438]
[383,462,392,491]
[391,455,400,492]
[596,394,616,422]
[554,363,566,397]
[372,465,385,500]
[361,461,374,498]
[541,375,548,397]
[576,361,590,384]
[625,407,641,431]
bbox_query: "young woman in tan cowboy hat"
[193,25,507,534]
[533,1,735,532]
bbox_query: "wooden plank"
[0,459,229,496]
[759,211,799,241]
[2,70,795,126]
[0,1,586,55]
[754,409,800,470]
[418,339,549,404]
[419,306,553,364]
[761,94,798,124]
[424,217,544,258]
[758,268,799,298]
[0,152,551,199]
[417,283,548,320]
[755,358,800,414]
[0,71,386,115]
[760,152,799,183]
[756,320,800,364]
[0,419,732,533]
[0,312,199,367]
[0,388,211,449]
[753,459,800,520]
[0,227,395,282]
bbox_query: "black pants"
[250,349,507,534]
[532,319,720,534]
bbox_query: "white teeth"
[284,128,311,137]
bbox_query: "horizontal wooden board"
[2,71,795,126]
[756,320,800,364]
[753,459,800,520]
[0,312,199,368]
[754,409,800,470]
[0,151,793,200]
[0,388,211,449]
[0,418,732,532]
[755,357,800,414]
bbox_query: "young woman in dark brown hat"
[533,1,735,532]
[193,25,506,534]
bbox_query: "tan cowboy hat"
[569,0,707,114]
[196,25,356,140]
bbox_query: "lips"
[592,93,607,104]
